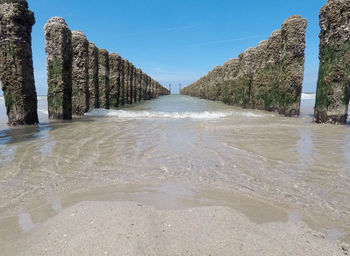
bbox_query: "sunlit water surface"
[0,94,350,251]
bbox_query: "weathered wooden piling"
[128,63,136,104]
[142,73,147,100]
[118,57,125,106]
[88,42,99,109]
[98,49,109,109]
[252,33,280,112]
[150,78,154,99]
[122,59,129,105]
[44,17,72,120]
[150,79,154,99]
[155,82,159,98]
[132,65,137,103]
[156,81,160,97]
[156,82,160,97]
[0,0,39,125]
[314,0,350,124]
[129,64,134,104]
[279,16,307,116]
[234,47,256,108]
[136,69,142,102]
[146,75,151,100]
[109,53,122,108]
[149,76,153,99]
[72,31,89,115]
[218,58,239,103]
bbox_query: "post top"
[44,17,69,31]
[72,30,88,41]
[0,0,28,8]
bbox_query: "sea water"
[0,93,349,249]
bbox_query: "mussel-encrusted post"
[72,31,89,115]
[0,0,39,125]
[109,53,122,108]
[88,42,99,109]
[98,49,109,109]
[44,17,72,120]
[314,0,350,124]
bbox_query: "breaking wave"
[38,109,48,115]
[301,93,316,100]
[85,109,266,119]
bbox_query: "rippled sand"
[0,95,349,255]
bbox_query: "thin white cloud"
[190,34,267,47]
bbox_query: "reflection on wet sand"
[18,212,35,233]
[297,127,314,170]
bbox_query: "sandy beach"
[2,201,345,256]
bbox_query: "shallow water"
[0,94,350,251]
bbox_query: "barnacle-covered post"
[72,31,89,115]
[0,0,39,125]
[44,17,72,120]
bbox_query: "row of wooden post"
[44,17,170,120]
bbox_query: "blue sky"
[28,0,325,95]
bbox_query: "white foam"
[38,109,48,115]
[85,109,266,120]
[301,93,316,100]
[241,112,267,118]
[86,109,234,119]
[37,96,47,101]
